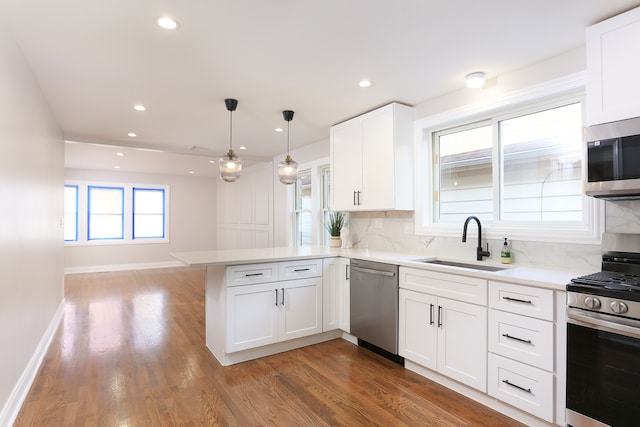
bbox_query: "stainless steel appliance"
[566,233,640,427]
[350,259,403,364]
[585,116,640,199]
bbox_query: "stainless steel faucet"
[462,215,490,261]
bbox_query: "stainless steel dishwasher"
[350,259,403,364]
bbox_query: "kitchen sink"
[412,259,507,272]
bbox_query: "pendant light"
[218,98,242,182]
[277,110,298,185]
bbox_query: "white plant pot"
[330,236,342,248]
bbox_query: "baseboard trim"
[64,260,185,274]
[0,300,65,427]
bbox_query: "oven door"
[567,309,640,427]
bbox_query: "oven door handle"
[568,309,640,340]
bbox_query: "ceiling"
[2,0,639,177]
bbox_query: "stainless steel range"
[566,233,640,427]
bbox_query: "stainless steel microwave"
[585,116,640,199]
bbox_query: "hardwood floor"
[14,267,523,426]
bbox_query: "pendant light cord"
[229,109,233,152]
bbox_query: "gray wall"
[0,26,65,423]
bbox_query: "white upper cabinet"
[586,6,640,125]
[330,103,414,211]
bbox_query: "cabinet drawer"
[489,310,554,371]
[400,267,487,305]
[488,281,554,321]
[488,353,554,423]
[278,258,323,281]
[226,263,278,286]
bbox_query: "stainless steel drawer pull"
[502,296,532,304]
[281,288,285,305]
[245,273,264,277]
[275,289,278,306]
[293,268,310,272]
[437,305,443,328]
[429,303,434,326]
[502,379,532,394]
[502,333,532,344]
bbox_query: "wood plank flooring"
[14,267,523,426]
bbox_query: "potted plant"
[326,211,345,248]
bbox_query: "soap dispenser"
[500,238,511,264]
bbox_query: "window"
[88,186,124,240]
[65,181,169,245]
[415,76,602,244]
[294,170,312,246]
[133,188,165,239]
[321,165,331,245]
[64,185,78,241]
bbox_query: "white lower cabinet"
[322,257,350,332]
[488,281,558,424]
[226,262,323,353]
[399,287,487,392]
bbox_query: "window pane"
[500,103,583,221]
[295,170,312,247]
[133,188,165,239]
[64,185,78,241]
[436,124,493,223]
[88,186,124,240]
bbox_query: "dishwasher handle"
[351,266,396,277]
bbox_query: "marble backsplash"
[344,200,640,274]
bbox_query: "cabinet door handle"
[345,265,350,280]
[502,296,532,304]
[429,303,434,326]
[437,305,443,328]
[353,191,357,206]
[357,191,361,205]
[274,289,278,306]
[281,288,285,306]
[294,268,310,272]
[245,273,264,277]
[502,333,532,344]
[502,379,532,394]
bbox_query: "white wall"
[65,168,217,272]
[0,26,65,424]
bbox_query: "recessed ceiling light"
[116,152,125,157]
[465,72,485,89]
[133,104,146,112]
[157,17,179,30]
[208,160,215,164]
[239,146,247,150]
[275,128,284,132]
[128,132,137,137]
[188,171,195,174]
[359,80,372,88]
[114,165,120,169]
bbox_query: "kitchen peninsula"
[173,246,578,426]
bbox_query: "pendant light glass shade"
[219,98,242,182]
[278,110,298,185]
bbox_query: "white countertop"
[172,246,580,291]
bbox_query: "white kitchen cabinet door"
[437,298,487,392]
[278,277,323,342]
[586,6,640,125]
[399,289,438,370]
[322,257,349,332]
[226,282,279,352]
[330,102,414,211]
[330,118,362,210]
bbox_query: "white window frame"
[414,72,604,244]
[65,180,170,246]
[289,158,331,247]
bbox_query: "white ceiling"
[2,0,639,177]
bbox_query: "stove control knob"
[584,296,601,309]
[610,301,629,314]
